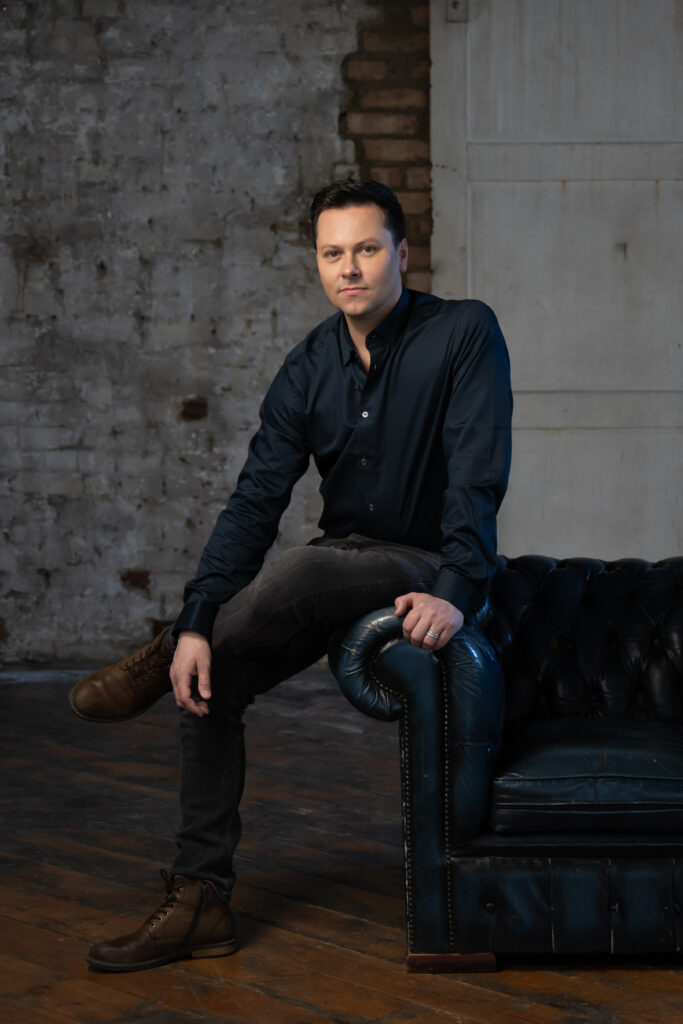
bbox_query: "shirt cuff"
[173,599,220,644]
[430,568,481,620]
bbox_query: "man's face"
[315,203,408,325]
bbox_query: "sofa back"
[478,556,683,723]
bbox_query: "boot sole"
[68,687,171,723]
[87,937,238,972]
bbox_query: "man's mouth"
[340,286,367,294]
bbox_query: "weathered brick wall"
[0,0,431,664]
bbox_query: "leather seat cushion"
[490,719,683,833]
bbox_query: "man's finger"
[419,618,450,649]
[401,607,421,639]
[177,689,210,717]
[172,678,190,709]
[183,696,210,716]
[171,672,209,717]
[430,625,453,651]
[407,611,432,646]
[197,662,212,701]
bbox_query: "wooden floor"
[3,669,683,1024]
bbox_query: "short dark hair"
[310,179,406,248]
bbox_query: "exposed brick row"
[342,2,431,292]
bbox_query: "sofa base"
[406,952,497,973]
[450,855,683,955]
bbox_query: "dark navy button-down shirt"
[174,288,512,641]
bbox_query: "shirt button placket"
[360,409,373,515]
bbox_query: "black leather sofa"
[328,556,683,972]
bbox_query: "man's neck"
[343,291,403,372]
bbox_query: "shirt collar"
[338,286,412,366]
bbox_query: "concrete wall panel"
[431,0,682,564]
[498,426,683,560]
[468,0,683,143]
[470,180,683,391]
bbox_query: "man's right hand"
[169,631,212,716]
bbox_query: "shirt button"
[368,503,375,511]
[361,410,369,418]
[360,457,367,466]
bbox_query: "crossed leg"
[170,533,440,896]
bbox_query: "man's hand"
[169,631,212,716]
[394,592,464,651]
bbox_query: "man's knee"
[212,539,399,654]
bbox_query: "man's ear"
[399,238,408,273]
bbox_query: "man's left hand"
[394,592,464,651]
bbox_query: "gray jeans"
[171,533,440,897]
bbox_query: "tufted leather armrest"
[329,608,505,841]
[329,608,505,953]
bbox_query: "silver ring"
[426,629,440,640]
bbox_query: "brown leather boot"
[87,872,238,972]
[69,626,174,722]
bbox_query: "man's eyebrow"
[320,236,383,249]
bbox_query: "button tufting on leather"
[485,556,683,724]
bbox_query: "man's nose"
[341,254,360,277]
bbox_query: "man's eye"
[362,246,376,253]
[325,250,339,258]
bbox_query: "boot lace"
[121,629,171,684]
[145,869,182,928]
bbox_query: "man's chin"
[336,294,373,317]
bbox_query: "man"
[70,179,512,972]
